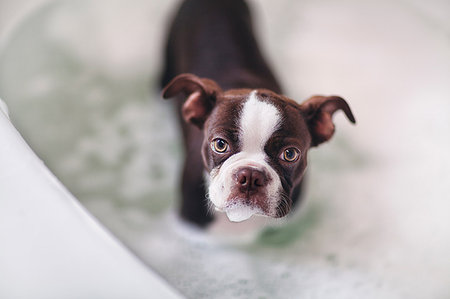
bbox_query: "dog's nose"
[236,167,267,191]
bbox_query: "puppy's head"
[163,74,355,222]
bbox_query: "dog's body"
[161,0,355,227]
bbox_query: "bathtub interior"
[1,0,450,298]
[0,98,181,299]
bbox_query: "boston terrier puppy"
[161,0,355,227]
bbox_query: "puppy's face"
[202,90,310,221]
[163,74,355,222]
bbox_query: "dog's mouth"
[215,200,265,222]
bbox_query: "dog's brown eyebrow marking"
[209,128,240,143]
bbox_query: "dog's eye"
[281,148,300,162]
[211,138,229,153]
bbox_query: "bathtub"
[0,98,181,298]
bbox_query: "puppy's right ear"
[162,73,222,128]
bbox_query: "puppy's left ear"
[300,95,356,146]
[162,73,222,128]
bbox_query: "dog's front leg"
[180,125,214,227]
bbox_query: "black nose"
[236,168,267,191]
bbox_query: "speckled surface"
[1,0,449,298]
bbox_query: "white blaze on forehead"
[239,91,281,153]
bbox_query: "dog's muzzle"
[222,166,270,221]
[209,157,282,222]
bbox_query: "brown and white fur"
[161,0,355,227]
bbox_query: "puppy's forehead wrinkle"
[239,90,281,153]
